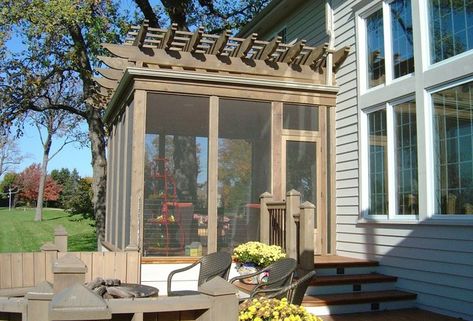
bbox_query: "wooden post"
[259,192,272,244]
[25,281,54,321]
[285,190,300,260]
[54,226,68,252]
[49,284,111,321]
[197,277,238,321]
[52,254,87,294]
[299,202,315,271]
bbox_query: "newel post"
[54,225,68,252]
[52,254,87,294]
[259,192,272,244]
[299,201,315,271]
[285,190,300,260]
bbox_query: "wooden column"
[52,254,87,294]
[285,189,300,260]
[272,102,283,200]
[299,201,315,271]
[54,226,68,252]
[198,277,238,321]
[25,281,54,321]
[128,90,147,251]
[208,96,219,253]
[259,192,272,244]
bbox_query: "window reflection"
[433,82,473,214]
[430,0,473,63]
[391,0,414,78]
[367,9,385,88]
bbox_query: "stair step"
[312,273,397,286]
[314,256,379,269]
[302,290,417,307]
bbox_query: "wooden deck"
[314,255,379,268]
[318,308,461,321]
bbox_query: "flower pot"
[236,262,268,285]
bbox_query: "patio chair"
[229,257,297,301]
[167,251,232,296]
[264,270,316,305]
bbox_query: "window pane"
[286,141,317,204]
[429,0,473,63]
[367,9,385,88]
[368,110,388,215]
[433,81,473,214]
[391,0,414,78]
[394,101,418,215]
[218,99,271,252]
[144,94,209,256]
[283,104,319,131]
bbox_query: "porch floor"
[318,308,461,321]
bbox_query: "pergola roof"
[96,21,349,100]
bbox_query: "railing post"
[26,281,54,321]
[52,254,87,294]
[285,190,300,260]
[198,277,238,321]
[54,225,68,252]
[299,201,315,271]
[259,192,272,244]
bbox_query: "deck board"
[314,255,379,268]
[318,308,460,321]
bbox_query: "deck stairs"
[301,256,417,316]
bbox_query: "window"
[365,100,418,218]
[432,81,473,214]
[283,104,319,131]
[429,0,473,63]
[363,0,414,89]
[368,109,388,215]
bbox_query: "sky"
[16,123,93,177]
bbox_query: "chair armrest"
[167,260,200,295]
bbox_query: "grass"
[0,207,97,252]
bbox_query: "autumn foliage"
[16,164,62,204]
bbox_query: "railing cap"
[300,201,316,209]
[53,254,87,274]
[198,276,238,296]
[286,189,301,196]
[260,192,273,199]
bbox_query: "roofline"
[104,67,339,123]
[237,0,308,38]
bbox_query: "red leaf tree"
[16,164,62,204]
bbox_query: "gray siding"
[332,1,473,319]
[257,0,328,46]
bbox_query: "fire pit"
[85,278,159,299]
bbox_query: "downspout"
[325,0,335,86]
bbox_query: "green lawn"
[0,207,97,252]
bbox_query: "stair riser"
[316,266,377,276]
[307,282,396,295]
[305,299,416,316]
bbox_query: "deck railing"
[0,226,140,290]
[260,190,316,271]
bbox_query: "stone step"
[302,290,417,307]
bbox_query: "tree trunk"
[35,132,52,221]
[87,107,107,244]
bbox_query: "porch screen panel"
[217,99,271,253]
[124,101,134,248]
[433,81,473,214]
[144,93,209,256]
[286,141,317,204]
[368,109,388,215]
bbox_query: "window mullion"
[383,1,393,84]
[386,103,397,218]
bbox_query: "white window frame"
[361,97,419,221]
[356,0,416,95]
[426,76,473,220]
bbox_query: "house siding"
[331,1,473,319]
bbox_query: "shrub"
[239,297,322,321]
[233,241,286,268]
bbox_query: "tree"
[0,134,24,178]
[31,109,84,221]
[0,0,270,243]
[51,168,80,208]
[16,164,61,206]
[67,177,94,219]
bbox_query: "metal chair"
[265,270,316,305]
[230,257,297,300]
[167,251,232,296]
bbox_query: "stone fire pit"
[85,277,158,299]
